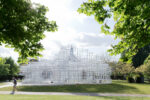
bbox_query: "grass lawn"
[0,82,7,86]
[0,80,150,94]
[0,95,150,100]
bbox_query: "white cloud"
[40,26,120,60]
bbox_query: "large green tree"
[120,44,150,67]
[78,0,150,62]
[0,57,19,80]
[0,0,57,63]
[5,57,19,76]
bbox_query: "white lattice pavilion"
[21,46,112,85]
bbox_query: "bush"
[135,60,150,82]
[127,77,135,83]
[145,61,150,82]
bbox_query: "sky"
[0,0,120,62]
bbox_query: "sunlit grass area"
[0,82,7,86]
[0,80,150,94]
[0,95,150,100]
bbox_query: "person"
[11,77,17,94]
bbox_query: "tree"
[109,61,136,82]
[0,0,57,63]
[145,61,150,82]
[144,54,150,64]
[0,57,9,77]
[0,57,19,80]
[0,64,10,76]
[120,44,150,68]
[5,57,19,76]
[78,0,150,62]
[0,57,5,64]
[135,60,150,82]
[110,61,134,77]
[132,44,150,67]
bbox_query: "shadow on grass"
[17,83,139,93]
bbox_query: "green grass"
[0,80,150,94]
[0,95,150,100]
[0,82,7,86]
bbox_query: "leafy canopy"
[0,0,57,63]
[109,61,134,76]
[120,44,150,67]
[0,57,19,77]
[5,57,20,76]
[78,0,150,61]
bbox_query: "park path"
[0,83,150,97]
[0,91,150,97]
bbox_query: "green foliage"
[132,44,150,67]
[145,62,150,81]
[121,44,150,68]
[5,57,20,76]
[0,57,5,64]
[110,61,146,82]
[135,60,150,81]
[78,0,150,61]
[0,0,57,63]
[144,55,150,64]
[0,57,19,78]
[0,64,10,76]
[109,61,135,77]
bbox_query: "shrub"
[135,60,150,82]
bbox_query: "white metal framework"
[21,46,112,85]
